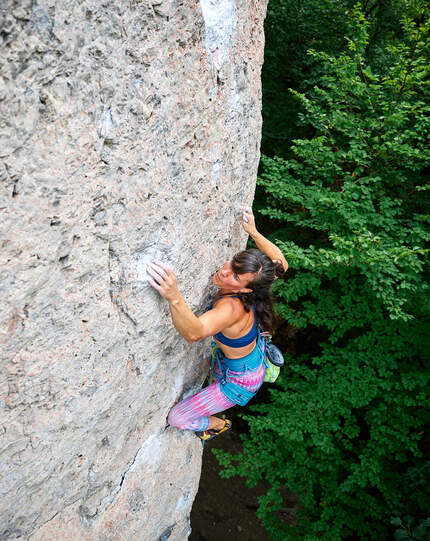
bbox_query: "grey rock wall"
[0,0,268,539]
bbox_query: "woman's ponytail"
[231,249,285,332]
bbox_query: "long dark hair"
[231,249,285,331]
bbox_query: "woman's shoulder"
[212,294,244,311]
[212,294,241,304]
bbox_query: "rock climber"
[147,208,288,441]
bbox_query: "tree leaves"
[217,3,430,539]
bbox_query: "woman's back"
[212,295,258,359]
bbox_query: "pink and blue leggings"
[168,356,265,432]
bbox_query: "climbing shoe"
[195,419,232,441]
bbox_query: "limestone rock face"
[0,1,268,539]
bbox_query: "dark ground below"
[189,411,271,541]
[189,324,303,541]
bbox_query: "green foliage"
[215,3,430,539]
[391,517,430,541]
[261,0,416,156]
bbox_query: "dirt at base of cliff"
[189,419,270,541]
[189,408,299,541]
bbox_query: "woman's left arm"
[241,209,288,272]
[146,261,238,343]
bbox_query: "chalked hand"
[240,207,256,234]
[147,261,180,302]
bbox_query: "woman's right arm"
[241,209,288,272]
[147,261,241,343]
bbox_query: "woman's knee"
[168,404,184,428]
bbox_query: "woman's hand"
[147,261,180,302]
[240,207,258,236]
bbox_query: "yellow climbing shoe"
[195,419,232,441]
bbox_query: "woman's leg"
[168,379,236,432]
[168,355,265,432]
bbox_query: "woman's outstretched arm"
[241,208,288,272]
[146,261,241,343]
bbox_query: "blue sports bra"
[211,295,258,348]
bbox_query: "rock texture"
[0,0,268,539]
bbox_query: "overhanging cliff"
[0,1,268,539]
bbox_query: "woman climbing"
[147,208,288,441]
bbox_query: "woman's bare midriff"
[214,337,257,359]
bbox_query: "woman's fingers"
[241,208,255,228]
[148,261,168,280]
[154,260,174,274]
[147,261,179,302]
[147,266,166,288]
[147,261,177,290]
[240,208,257,235]
[148,278,162,291]
[241,207,254,220]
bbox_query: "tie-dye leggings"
[168,350,265,432]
